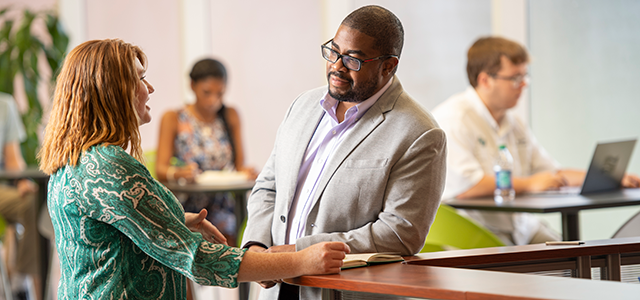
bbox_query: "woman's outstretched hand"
[185,209,228,245]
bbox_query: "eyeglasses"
[321,40,398,71]
[490,73,529,88]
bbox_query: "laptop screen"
[580,139,637,194]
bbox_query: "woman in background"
[156,58,255,245]
[38,39,348,299]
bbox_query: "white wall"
[491,0,529,124]
[351,0,493,112]
[528,0,640,240]
[529,0,640,175]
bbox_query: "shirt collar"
[465,86,514,136]
[320,77,394,124]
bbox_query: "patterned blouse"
[174,108,235,171]
[48,145,245,299]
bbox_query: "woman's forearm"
[237,242,349,282]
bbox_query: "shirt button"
[332,130,336,135]
[280,215,286,223]
[310,223,315,227]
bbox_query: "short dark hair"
[467,37,529,88]
[341,5,404,58]
[189,58,227,82]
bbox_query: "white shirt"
[286,79,393,244]
[0,93,26,170]
[432,87,559,245]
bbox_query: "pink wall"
[86,0,182,152]
[7,0,324,170]
[0,0,54,10]
[208,0,324,168]
[82,0,325,170]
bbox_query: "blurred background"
[2,0,639,240]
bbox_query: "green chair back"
[0,216,5,238]
[143,150,158,179]
[0,215,12,300]
[421,204,505,253]
[237,218,247,248]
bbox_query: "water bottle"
[494,144,515,203]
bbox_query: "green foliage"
[0,7,69,166]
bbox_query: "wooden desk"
[286,262,640,300]
[444,188,640,241]
[163,181,255,194]
[162,180,255,240]
[407,237,640,281]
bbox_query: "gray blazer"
[242,77,446,299]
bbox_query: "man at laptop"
[432,36,640,245]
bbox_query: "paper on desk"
[195,171,249,185]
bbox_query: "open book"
[342,253,404,269]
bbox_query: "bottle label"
[496,170,512,189]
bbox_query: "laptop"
[579,139,636,194]
[530,138,636,196]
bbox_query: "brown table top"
[162,180,254,193]
[406,236,640,268]
[286,262,640,300]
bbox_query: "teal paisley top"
[48,145,246,299]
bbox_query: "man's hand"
[525,171,568,192]
[184,209,228,245]
[622,173,640,188]
[297,242,350,275]
[16,179,37,197]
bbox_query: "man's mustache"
[327,71,352,84]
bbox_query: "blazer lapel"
[281,97,325,206]
[309,77,403,209]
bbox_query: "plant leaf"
[0,7,10,17]
[0,7,69,166]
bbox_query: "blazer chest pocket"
[345,158,388,169]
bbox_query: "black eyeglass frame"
[321,39,398,72]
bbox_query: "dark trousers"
[278,282,300,300]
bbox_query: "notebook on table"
[341,253,403,269]
[530,138,636,196]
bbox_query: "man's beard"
[327,71,379,103]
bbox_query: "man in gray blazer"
[242,5,446,299]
